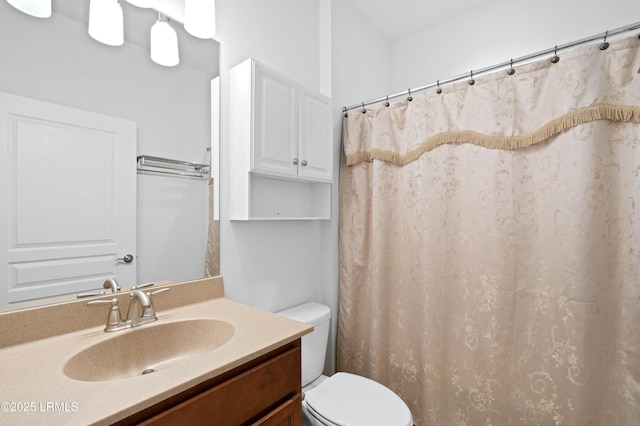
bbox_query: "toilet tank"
[277,302,331,387]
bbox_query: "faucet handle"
[130,282,154,290]
[149,287,170,296]
[87,298,125,332]
[87,297,119,307]
[76,290,106,298]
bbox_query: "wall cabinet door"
[252,64,298,179]
[298,87,332,182]
[250,61,332,183]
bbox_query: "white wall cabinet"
[230,58,332,220]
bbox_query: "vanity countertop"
[0,277,312,425]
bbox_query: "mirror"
[0,1,220,310]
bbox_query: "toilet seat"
[304,372,413,426]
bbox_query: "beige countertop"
[0,277,312,425]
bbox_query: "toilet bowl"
[278,302,413,426]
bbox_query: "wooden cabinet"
[115,340,302,426]
[230,58,332,220]
[254,395,301,426]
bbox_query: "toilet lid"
[305,372,413,426]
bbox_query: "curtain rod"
[343,21,640,115]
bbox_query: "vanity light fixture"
[6,0,51,18]
[150,13,179,67]
[126,0,156,7]
[88,0,124,46]
[184,0,216,39]
[10,0,214,66]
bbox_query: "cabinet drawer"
[140,344,301,426]
[254,394,302,426]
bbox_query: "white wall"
[216,0,325,314]
[215,0,391,375]
[390,0,640,93]
[0,3,217,288]
[331,1,392,107]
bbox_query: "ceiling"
[348,0,493,42]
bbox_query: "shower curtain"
[338,34,640,425]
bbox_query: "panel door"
[298,87,332,182]
[251,62,298,179]
[0,92,136,305]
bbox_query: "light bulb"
[184,0,216,39]
[125,0,156,8]
[7,0,52,18]
[150,15,179,67]
[88,0,124,46]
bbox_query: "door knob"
[301,160,308,166]
[116,254,134,263]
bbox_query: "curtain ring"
[468,70,475,86]
[384,95,390,107]
[551,45,560,63]
[436,80,442,94]
[342,106,348,118]
[407,89,413,102]
[507,58,515,75]
[599,30,610,50]
[361,102,366,114]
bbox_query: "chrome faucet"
[126,290,155,327]
[103,278,121,293]
[76,278,120,298]
[88,288,170,332]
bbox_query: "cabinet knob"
[293,158,299,165]
[301,160,308,166]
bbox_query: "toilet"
[278,302,413,426]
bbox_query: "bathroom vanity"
[0,277,311,425]
[119,340,302,425]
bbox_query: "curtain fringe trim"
[344,104,640,166]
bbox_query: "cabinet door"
[252,63,298,179]
[298,87,333,182]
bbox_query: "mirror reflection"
[0,1,220,310]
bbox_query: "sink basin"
[64,319,235,382]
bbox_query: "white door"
[298,86,333,182]
[0,92,136,305]
[251,61,298,179]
